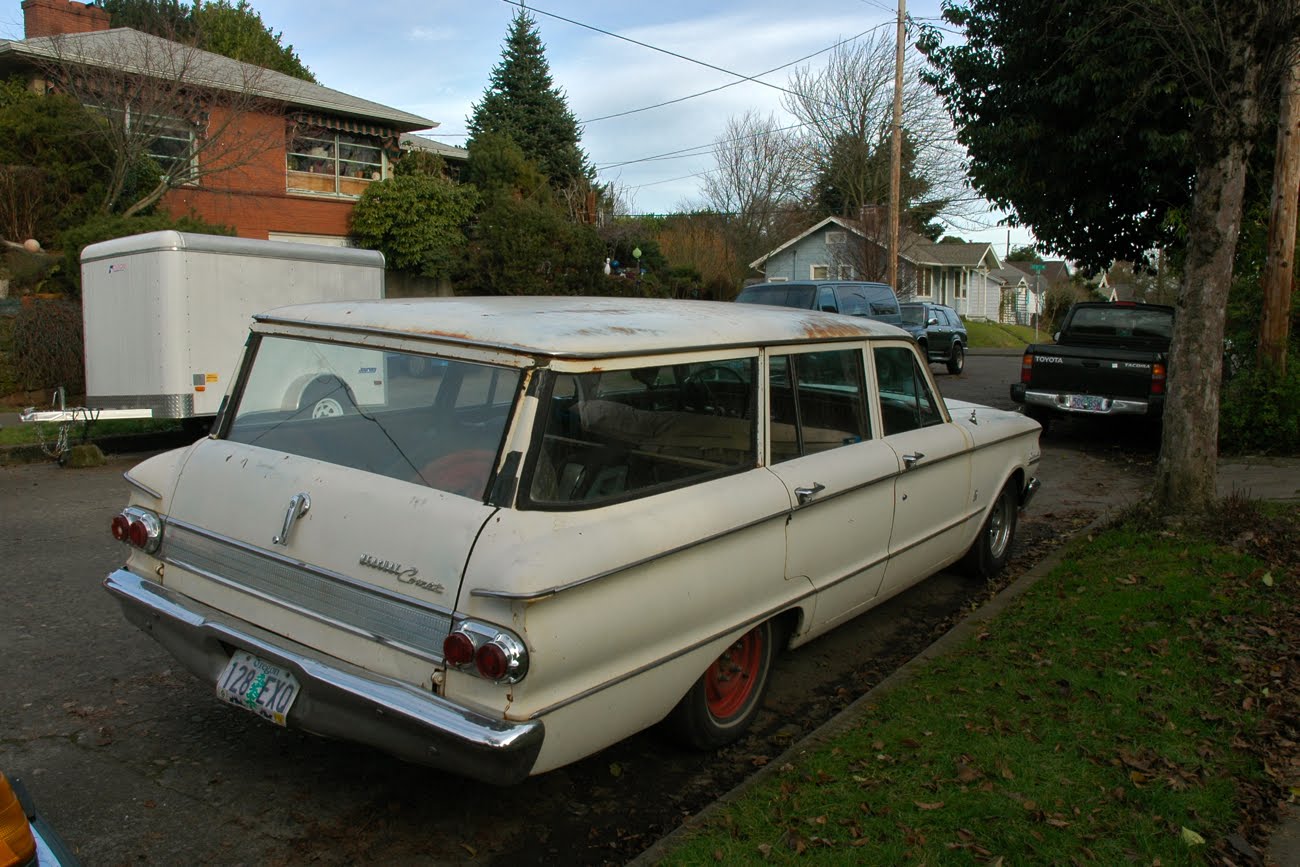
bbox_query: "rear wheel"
[946,342,965,375]
[962,480,1019,580]
[666,620,776,749]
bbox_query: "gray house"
[750,216,1004,318]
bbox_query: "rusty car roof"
[253,296,907,359]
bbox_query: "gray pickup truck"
[1010,301,1174,430]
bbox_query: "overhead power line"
[581,24,890,125]
[500,0,839,111]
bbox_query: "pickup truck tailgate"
[1027,344,1159,399]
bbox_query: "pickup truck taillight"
[1020,352,1034,384]
[1151,362,1167,395]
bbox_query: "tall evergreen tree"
[467,10,591,187]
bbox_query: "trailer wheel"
[298,375,355,418]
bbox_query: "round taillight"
[475,642,509,681]
[128,520,149,549]
[443,632,475,666]
[111,514,131,542]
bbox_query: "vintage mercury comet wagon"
[104,297,1041,784]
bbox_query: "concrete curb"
[630,516,1100,866]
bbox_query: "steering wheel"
[682,366,748,417]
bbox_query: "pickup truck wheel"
[963,480,1018,580]
[666,620,776,749]
[946,342,965,375]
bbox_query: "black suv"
[734,281,902,326]
[900,302,968,374]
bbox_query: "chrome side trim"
[471,507,792,601]
[123,471,163,501]
[104,569,542,785]
[160,521,452,662]
[528,592,815,719]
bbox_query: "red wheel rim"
[705,626,763,720]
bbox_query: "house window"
[836,264,854,279]
[287,127,386,197]
[917,270,932,297]
[825,230,847,246]
[955,270,968,300]
[94,104,197,181]
[810,265,829,279]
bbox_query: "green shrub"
[1219,357,1300,454]
[11,297,84,394]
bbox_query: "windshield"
[899,305,927,326]
[1068,306,1173,340]
[735,285,816,309]
[224,335,521,498]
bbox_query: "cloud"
[408,25,457,42]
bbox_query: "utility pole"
[887,0,905,291]
[1260,54,1300,375]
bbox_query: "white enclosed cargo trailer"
[25,231,385,427]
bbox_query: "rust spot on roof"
[796,317,873,340]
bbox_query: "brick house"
[1,0,463,244]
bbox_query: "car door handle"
[272,492,311,546]
[902,451,925,469]
[794,483,825,505]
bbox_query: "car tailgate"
[156,437,494,666]
[1026,344,1162,399]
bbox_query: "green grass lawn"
[661,503,1297,864]
[964,319,1051,348]
[0,416,182,447]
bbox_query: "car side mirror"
[927,317,939,326]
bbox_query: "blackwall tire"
[962,480,1019,581]
[947,343,965,375]
[666,620,776,750]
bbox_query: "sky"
[0,0,1035,254]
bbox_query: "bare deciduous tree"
[31,28,287,217]
[695,110,805,277]
[782,32,982,236]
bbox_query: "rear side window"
[528,359,758,506]
[769,349,870,463]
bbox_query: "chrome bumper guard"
[104,569,543,785]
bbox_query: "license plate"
[1066,394,1106,412]
[216,650,299,726]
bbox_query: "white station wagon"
[105,297,1040,784]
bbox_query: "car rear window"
[735,285,816,309]
[1068,307,1173,340]
[223,335,520,498]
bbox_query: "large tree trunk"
[1151,141,1252,513]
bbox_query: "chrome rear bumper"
[104,568,543,785]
